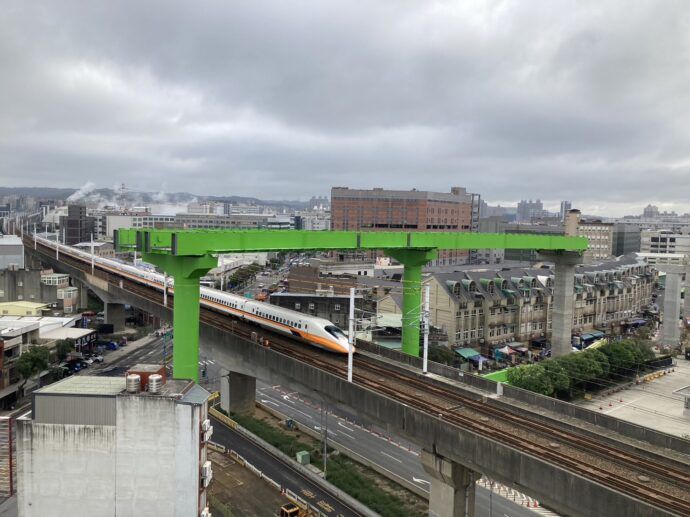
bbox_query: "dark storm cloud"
[1,1,690,215]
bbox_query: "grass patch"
[224,409,419,517]
[229,411,313,458]
[323,454,413,517]
[207,493,234,517]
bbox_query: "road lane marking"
[260,399,280,407]
[337,421,355,432]
[380,451,403,463]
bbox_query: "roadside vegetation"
[506,338,656,398]
[223,409,421,517]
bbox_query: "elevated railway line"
[28,238,690,516]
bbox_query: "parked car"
[106,342,118,351]
[91,354,104,363]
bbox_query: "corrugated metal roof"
[38,376,125,396]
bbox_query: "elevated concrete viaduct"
[26,243,687,517]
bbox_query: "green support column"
[386,248,438,356]
[142,253,217,382]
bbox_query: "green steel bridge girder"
[115,228,588,256]
[113,229,587,376]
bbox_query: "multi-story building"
[73,241,115,257]
[0,235,24,270]
[377,255,655,355]
[187,201,220,215]
[331,186,481,266]
[640,229,690,256]
[16,372,212,517]
[516,199,546,222]
[477,216,507,264]
[175,213,274,230]
[269,291,373,328]
[0,320,40,408]
[559,201,572,221]
[294,211,331,231]
[613,223,642,256]
[58,205,94,245]
[565,209,614,262]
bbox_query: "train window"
[325,325,347,340]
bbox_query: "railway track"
[31,239,690,516]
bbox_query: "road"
[255,382,541,517]
[210,415,363,517]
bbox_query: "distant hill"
[0,187,76,199]
[0,186,313,210]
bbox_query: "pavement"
[577,358,690,437]
[90,334,168,377]
[255,382,553,517]
[210,415,363,517]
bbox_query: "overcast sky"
[1,1,690,216]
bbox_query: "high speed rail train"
[33,235,352,354]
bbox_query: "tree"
[426,345,456,366]
[55,339,75,362]
[16,346,50,391]
[541,360,570,396]
[506,364,553,396]
[600,342,636,375]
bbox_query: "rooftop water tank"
[126,374,141,394]
[148,374,163,394]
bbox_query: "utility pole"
[348,287,355,383]
[163,274,168,307]
[321,402,328,477]
[33,223,37,249]
[90,233,95,275]
[423,283,430,374]
[56,229,59,260]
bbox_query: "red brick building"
[330,187,480,265]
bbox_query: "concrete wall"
[16,421,117,516]
[116,395,200,517]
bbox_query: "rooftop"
[38,375,126,396]
[0,235,22,246]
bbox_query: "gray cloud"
[1,0,690,216]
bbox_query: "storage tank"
[126,374,141,394]
[148,374,163,394]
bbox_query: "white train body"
[33,235,351,354]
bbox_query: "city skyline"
[3,1,690,217]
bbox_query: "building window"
[334,304,341,311]
[309,303,315,310]
[295,303,301,310]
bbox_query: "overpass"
[24,235,690,517]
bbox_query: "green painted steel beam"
[113,228,587,373]
[141,252,217,382]
[115,228,588,255]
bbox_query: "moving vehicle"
[33,235,352,354]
